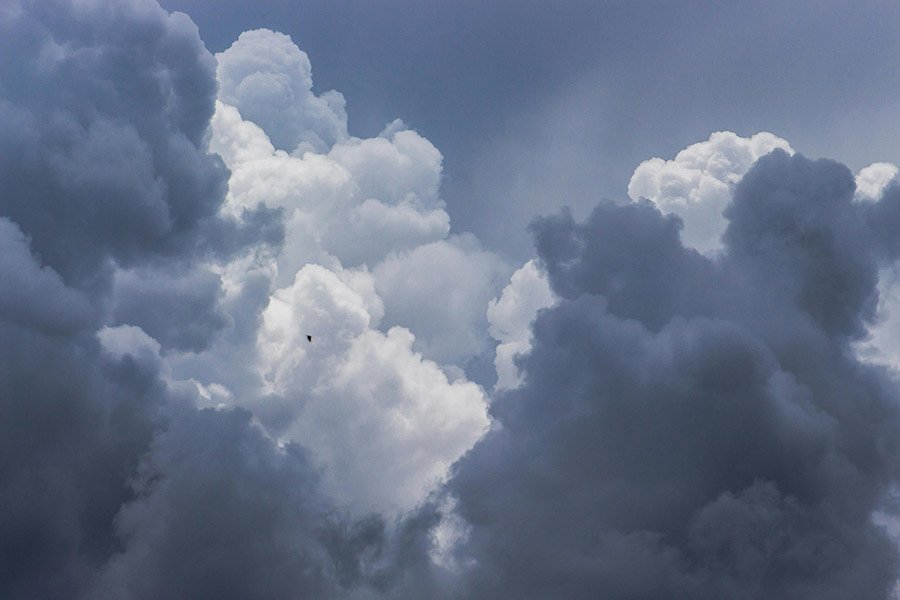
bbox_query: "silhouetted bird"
[307,335,312,342]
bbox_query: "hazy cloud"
[373,235,510,366]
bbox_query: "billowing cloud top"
[4,1,900,599]
[216,29,348,153]
[628,131,794,254]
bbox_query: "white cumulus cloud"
[176,29,506,517]
[628,131,793,254]
[216,29,348,153]
[487,260,556,390]
[256,265,490,515]
[209,100,452,282]
[855,162,898,202]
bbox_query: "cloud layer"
[4,1,900,599]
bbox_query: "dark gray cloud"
[440,151,900,599]
[0,218,96,336]
[111,266,229,353]
[866,182,900,263]
[0,239,165,597]
[90,406,365,599]
[0,0,276,291]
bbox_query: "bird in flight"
[307,335,312,342]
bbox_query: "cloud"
[0,0,264,288]
[89,406,345,599]
[626,133,900,379]
[10,1,900,597]
[373,234,510,366]
[438,151,900,598]
[628,131,794,254]
[255,264,490,516]
[855,163,899,203]
[209,99,452,279]
[486,259,555,390]
[198,29,502,516]
[0,221,165,597]
[199,30,506,514]
[216,29,348,153]
[110,266,230,353]
[0,3,427,597]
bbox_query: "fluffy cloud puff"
[255,265,490,516]
[216,29,348,153]
[628,131,794,254]
[486,259,555,390]
[209,28,500,379]
[211,30,451,281]
[210,101,451,280]
[855,162,899,203]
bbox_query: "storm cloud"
[440,151,900,598]
[5,0,900,598]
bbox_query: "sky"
[4,0,900,598]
